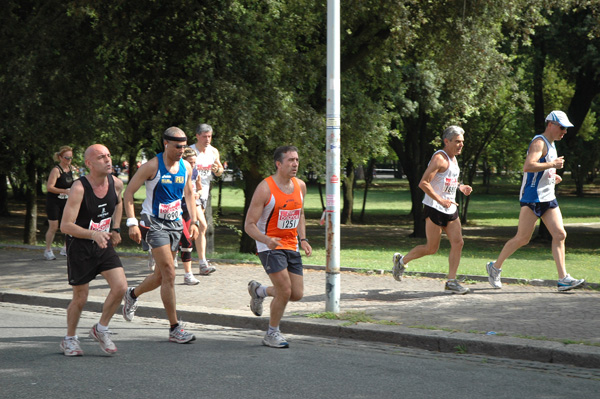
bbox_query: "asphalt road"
[1,303,599,399]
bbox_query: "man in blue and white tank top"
[391,126,473,294]
[486,111,585,292]
[123,127,201,343]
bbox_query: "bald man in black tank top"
[59,144,127,356]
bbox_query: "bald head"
[84,144,112,176]
[84,144,109,161]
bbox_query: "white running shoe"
[183,274,200,285]
[122,287,138,322]
[486,261,502,289]
[89,324,117,354]
[557,274,585,292]
[444,279,470,295]
[44,250,56,261]
[59,246,67,256]
[169,322,196,343]
[248,280,264,316]
[199,261,216,275]
[262,330,289,348]
[60,337,83,356]
[392,253,405,282]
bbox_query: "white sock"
[267,325,279,334]
[256,285,268,298]
[96,322,108,332]
[184,272,193,278]
[199,259,207,265]
[65,335,77,340]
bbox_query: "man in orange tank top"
[244,146,312,348]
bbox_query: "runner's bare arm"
[60,180,110,248]
[298,179,312,257]
[418,154,457,208]
[523,138,564,172]
[244,180,281,250]
[123,158,158,244]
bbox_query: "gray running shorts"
[258,249,303,276]
[140,213,183,252]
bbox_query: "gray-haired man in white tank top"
[392,126,473,294]
[189,123,224,275]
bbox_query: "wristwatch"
[300,238,309,243]
[193,220,200,227]
[110,228,121,233]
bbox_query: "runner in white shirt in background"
[189,123,224,275]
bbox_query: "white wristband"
[126,217,139,227]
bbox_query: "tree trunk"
[239,168,264,254]
[23,160,38,244]
[318,182,325,210]
[360,158,376,222]
[217,177,223,217]
[388,118,430,239]
[341,159,355,225]
[0,174,9,217]
[532,35,546,134]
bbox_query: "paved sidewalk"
[1,245,599,368]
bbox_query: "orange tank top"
[256,176,304,252]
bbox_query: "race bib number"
[89,217,111,232]
[158,199,182,220]
[548,168,556,184]
[443,177,458,195]
[197,164,212,179]
[277,209,301,230]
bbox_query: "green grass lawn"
[207,178,600,283]
[5,176,599,283]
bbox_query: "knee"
[70,291,88,309]
[554,229,567,242]
[276,285,292,301]
[424,244,439,256]
[513,236,530,247]
[450,238,464,250]
[161,269,175,285]
[290,288,304,302]
[113,282,128,298]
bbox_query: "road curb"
[2,289,599,369]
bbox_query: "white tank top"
[190,144,217,201]
[422,150,460,215]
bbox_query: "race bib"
[443,177,458,195]
[277,209,301,230]
[89,217,111,232]
[158,199,182,220]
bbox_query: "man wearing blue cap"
[486,111,585,292]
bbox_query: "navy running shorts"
[520,199,559,218]
[258,249,303,276]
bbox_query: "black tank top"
[55,165,74,189]
[48,165,74,200]
[75,176,117,232]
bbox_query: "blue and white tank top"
[519,135,556,203]
[422,150,460,215]
[141,153,187,221]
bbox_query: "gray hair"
[195,123,213,135]
[442,126,464,142]
[273,145,298,169]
